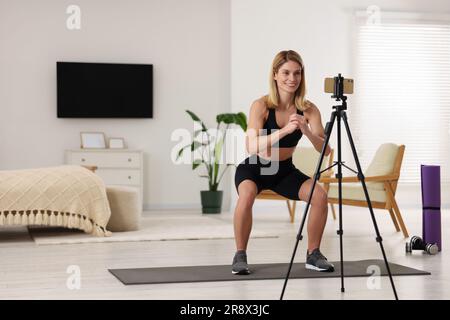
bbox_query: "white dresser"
[65,149,144,207]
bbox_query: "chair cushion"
[292,147,330,177]
[328,184,386,202]
[365,143,399,190]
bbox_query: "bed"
[0,165,111,236]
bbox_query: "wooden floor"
[0,205,448,300]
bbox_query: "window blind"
[352,15,450,184]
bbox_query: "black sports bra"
[262,107,303,148]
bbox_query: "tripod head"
[324,73,354,111]
[324,73,354,103]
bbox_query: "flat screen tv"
[57,62,153,118]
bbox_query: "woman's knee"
[237,180,258,207]
[311,186,328,207]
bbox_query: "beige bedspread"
[0,165,111,236]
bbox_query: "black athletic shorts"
[234,154,310,200]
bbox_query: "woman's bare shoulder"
[303,100,321,122]
[304,100,320,113]
[254,96,268,107]
[247,97,269,129]
[250,97,269,115]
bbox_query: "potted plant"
[176,110,247,213]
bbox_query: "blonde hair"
[265,50,309,111]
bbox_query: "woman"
[233,50,334,275]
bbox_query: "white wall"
[1,0,448,212]
[230,0,450,210]
[0,0,230,210]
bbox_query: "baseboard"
[143,202,232,212]
[143,198,449,212]
[143,203,201,211]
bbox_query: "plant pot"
[200,190,223,214]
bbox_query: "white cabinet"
[65,149,144,207]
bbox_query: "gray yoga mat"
[109,259,430,285]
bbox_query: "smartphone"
[324,77,354,94]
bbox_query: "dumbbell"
[405,236,439,255]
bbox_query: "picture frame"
[80,132,106,149]
[109,137,125,149]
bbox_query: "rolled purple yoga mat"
[421,165,441,208]
[421,165,441,251]
[423,209,442,251]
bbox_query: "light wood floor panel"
[0,206,448,299]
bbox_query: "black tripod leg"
[341,112,399,300]
[280,111,336,300]
[336,110,345,293]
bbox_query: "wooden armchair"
[256,147,334,223]
[320,143,408,237]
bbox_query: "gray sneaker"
[232,251,250,275]
[305,248,335,272]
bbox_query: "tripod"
[279,79,398,300]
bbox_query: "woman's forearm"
[246,128,288,155]
[305,131,331,156]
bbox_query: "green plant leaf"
[216,112,247,131]
[217,113,235,124]
[214,137,224,162]
[186,110,207,131]
[186,109,201,121]
[235,112,248,131]
[175,144,191,161]
[192,159,203,170]
[191,141,204,152]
